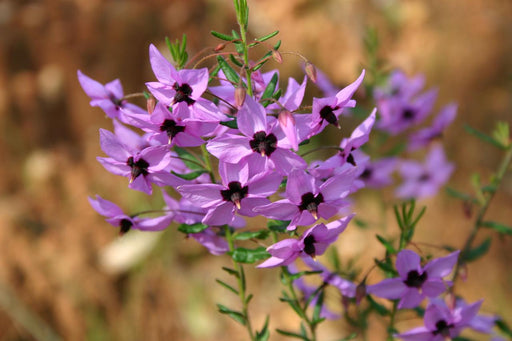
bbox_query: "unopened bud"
[444,291,456,310]
[305,61,317,83]
[341,295,351,311]
[235,87,246,108]
[458,262,468,282]
[271,49,283,63]
[146,97,156,114]
[355,282,366,305]
[278,110,295,128]
[214,43,227,52]
[463,200,472,219]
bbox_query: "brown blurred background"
[0,0,511,340]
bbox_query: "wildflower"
[257,215,353,268]
[96,128,184,194]
[178,161,282,226]
[207,96,307,175]
[88,195,173,234]
[396,298,484,341]
[395,145,454,199]
[358,157,397,188]
[77,70,146,121]
[407,103,457,151]
[367,249,459,309]
[309,70,365,136]
[255,169,356,230]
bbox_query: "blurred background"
[0,0,511,340]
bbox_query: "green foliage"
[217,55,241,84]
[171,169,207,180]
[165,34,188,69]
[463,237,491,262]
[229,247,270,264]
[177,223,209,234]
[480,221,512,235]
[217,304,246,325]
[464,123,508,150]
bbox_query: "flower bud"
[444,291,456,310]
[271,49,283,64]
[463,200,472,219]
[305,61,317,83]
[235,87,246,108]
[146,97,156,114]
[341,295,351,311]
[458,262,468,282]
[214,43,227,52]
[355,282,366,305]
[278,110,295,128]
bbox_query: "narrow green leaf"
[245,294,253,304]
[275,329,307,340]
[495,318,512,337]
[220,118,238,129]
[410,206,426,228]
[464,124,507,149]
[216,56,240,84]
[222,267,239,277]
[256,30,279,42]
[256,315,271,341]
[374,258,397,277]
[229,53,244,67]
[267,219,290,232]
[337,332,358,341]
[366,295,390,316]
[217,304,246,326]
[445,187,478,203]
[171,170,207,180]
[480,221,512,235]
[173,146,204,170]
[376,235,397,254]
[312,290,325,324]
[229,247,269,264]
[260,72,279,105]
[177,223,208,234]
[463,237,492,262]
[233,230,270,240]
[252,61,266,72]
[216,279,238,295]
[211,30,235,41]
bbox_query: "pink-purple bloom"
[257,215,354,268]
[396,144,454,199]
[408,103,457,151]
[89,195,173,233]
[396,298,484,341]
[367,249,459,309]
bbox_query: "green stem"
[454,144,512,282]
[233,0,253,96]
[281,268,317,341]
[225,226,255,340]
[387,302,397,341]
[200,144,216,183]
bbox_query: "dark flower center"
[220,181,249,208]
[303,235,316,256]
[433,320,453,337]
[173,83,195,105]
[160,119,185,142]
[127,156,149,180]
[249,131,278,157]
[360,167,372,179]
[319,105,340,126]
[418,173,430,182]
[298,192,324,219]
[339,147,356,166]
[403,270,428,288]
[108,93,124,110]
[119,219,133,234]
[402,108,415,120]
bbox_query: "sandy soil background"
[0,0,511,340]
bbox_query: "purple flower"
[396,298,483,341]
[408,103,457,151]
[96,128,184,194]
[287,263,340,320]
[206,96,307,175]
[257,215,353,268]
[359,157,397,188]
[367,249,459,309]
[395,145,454,199]
[374,70,426,102]
[309,70,365,136]
[302,257,357,298]
[77,70,146,121]
[146,44,225,122]
[178,161,282,226]
[255,169,356,230]
[124,102,216,147]
[89,195,173,233]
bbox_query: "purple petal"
[129,174,152,194]
[237,96,268,137]
[247,171,282,197]
[88,195,124,217]
[136,214,174,231]
[285,170,316,204]
[178,183,224,208]
[421,279,447,297]
[99,129,131,162]
[207,134,252,163]
[77,70,109,99]
[335,69,365,104]
[395,327,434,341]
[203,202,235,226]
[424,251,459,278]
[367,278,406,299]
[269,148,307,175]
[149,44,176,84]
[396,249,422,279]
[254,200,298,220]
[96,157,130,177]
[398,288,424,309]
